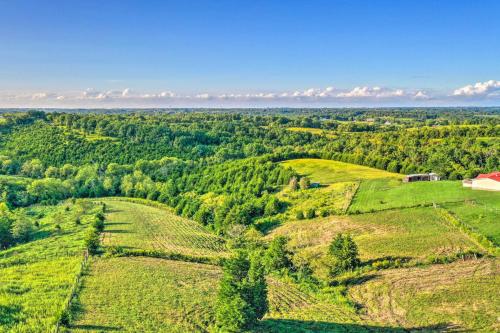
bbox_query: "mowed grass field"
[443,195,500,246]
[100,198,226,258]
[348,258,500,332]
[72,257,386,333]
[350,179,500,246]
[0,201,96,332]
[281,159,401,185]
[286,127,337,138]
[72,199,388,333]
[71,257,221,333]
[269,207,480,279]
[349,178,499,213]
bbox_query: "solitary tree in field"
[299,177,310,190]
[288,177,298,191]
[328,233,360,277]
[215,251,268,331]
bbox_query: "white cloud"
[2,80,500,107]
[453,80,500,97]
[122,88,131,97]
[31,92,48,99]
[337,86,406,98]
[413,90,429,100]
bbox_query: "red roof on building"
[476,172,500,182]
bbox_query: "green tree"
[288,176,298,191]
[328,233,360,277]
[264,197,280,216]
[0,207,13,249]
[215,251,268,331]
[21,159,45,178]
[85,229,100,254]
[299,177,310,190]
[11,214,33,243]
[263,236,294,273]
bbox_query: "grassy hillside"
[73,257,404,333]
[71,199,376,332]
[276,181,358,218]
[349,179,500,213]
[348,258,500,331]
[281,159,401,184]
[443,195,500,246]
[100,198,226,258]
[269,207,480,279]
[71,257,220,333]
[0,201,97,332]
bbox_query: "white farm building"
[463,172,500,191]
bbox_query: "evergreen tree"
[328,233,360,277]
[215,251,268,331]
[263,236,294,273]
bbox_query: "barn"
[403,173,440,182]
[463,172,500,191]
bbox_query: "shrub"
[305,208,315,219]
[295,211,305,220]
[289,177,298,191]
[299,177,310,190]
[91,214,105,232]
[319,209,329,217]
[85,229,100,254]
[12,216,33,243]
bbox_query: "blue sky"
[1,0,499,107]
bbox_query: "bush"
[91,214,105,232]
[299,177,310,190]
[295,211,304,220]
[12,216,33,243]
[85,229,100,254]
[319,209,329,217]
[305,208,315,219]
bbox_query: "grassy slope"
[350,179,500,245]
[443,195,500,246]
[348,258,500,332]
[269,207,480,279]
[281,159,401,184]
[350,179,499,213]
[100,198,226,258]
[276,181,357,217]
[0,202,95,332]
[72,199,381,333]
[71,257,220,333]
